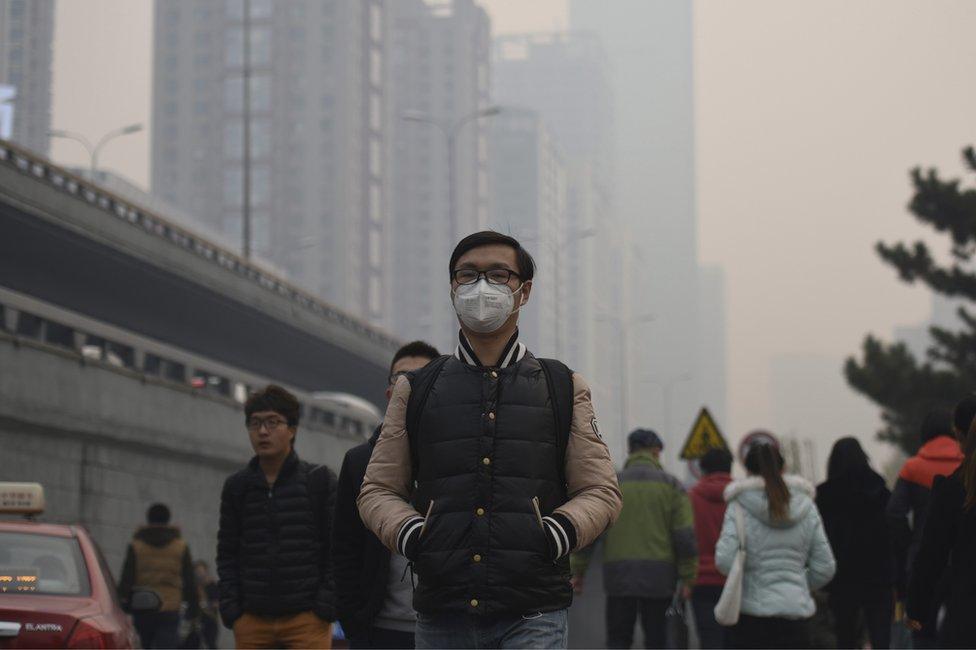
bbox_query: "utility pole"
[242,0,252,259]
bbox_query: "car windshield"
[0,531,91,596]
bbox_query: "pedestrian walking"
[334,340,440,649]
[193,560,220,649]
[217,384,337,649]
[689,448,734,649]
[907,395,976,648]
[358,231,622,649]
[886,407,962,648]
[815,437,894,649]
[715,442,836,649]
[571,429,698,649]
[118,503,200,649]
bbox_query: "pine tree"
[845,146,976,454]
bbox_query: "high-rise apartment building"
[488,107,566,358]
[151,0,392,327]
[388,0,491,349]
[571,2,702,463]
[0,0,54,155]
[492,32,622,452]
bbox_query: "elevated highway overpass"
[0,139,400,408]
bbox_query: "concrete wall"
[0,331,360,578]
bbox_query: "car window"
[91,539,122,608]
[0,531,91,596]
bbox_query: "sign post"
[679,408,730,479]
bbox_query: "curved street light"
[401,105,502,245]
[49,123,144,177]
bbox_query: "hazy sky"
[49,1,976,469]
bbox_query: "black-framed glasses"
[246,416,288,432]
[389,370,410,386]
[451,268,521,285]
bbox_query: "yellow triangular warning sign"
[679,407,730,460]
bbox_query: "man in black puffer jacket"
[359,232,622,649]
[217,384,337,649]
[334,341,440,649]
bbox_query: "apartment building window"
[224,0,242,21]
[224,77,242,112]
[250,0,272,19]
[252,166,271,205]
[251,120,271,157]
[251,27,271,66]
[225,28,243,66]
[251,75,271,112]
[224,122,242,159]
[223,167,242,206]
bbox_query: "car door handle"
[0,621,21,637]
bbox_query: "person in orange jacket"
[887,408,963,647]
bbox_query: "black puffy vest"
[218,453,335,620]
[408,354,571,616]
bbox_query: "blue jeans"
[416,609,568,649]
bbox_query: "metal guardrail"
[0,139,401,351]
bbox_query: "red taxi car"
[0,483,156,648]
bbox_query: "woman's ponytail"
[744,443,790,521]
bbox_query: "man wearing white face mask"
[359,231,622,649]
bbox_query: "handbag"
[714,503,746,626]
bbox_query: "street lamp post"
[401,106,501,246]
[49,123,144,178]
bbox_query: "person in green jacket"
[572,429,698,649]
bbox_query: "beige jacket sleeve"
[356,375,420,551]
[553,373,623,550]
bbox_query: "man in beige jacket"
[358,231,621,649]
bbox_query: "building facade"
[0,0,55,155]
[151,0,392,327]
[570,2,702,465]
[488,107,566,358]
[492,32,622,453]
[388,0,491,350]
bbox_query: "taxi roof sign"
[679,408,730,460]
[0,483,45,515]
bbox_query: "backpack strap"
[405,354,452,481]
[537,358,574,489]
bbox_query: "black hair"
[826,436,869,480]
[390,341,440,376]
[245,384,300,427]
[449,231,536,282]
[700,448,733,474]
[147,503,171,525]
[744,443,789,522]
[952,394,976,510]
[920,407,952,444]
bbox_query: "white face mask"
[452,278,524,334]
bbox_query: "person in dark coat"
[815,437,894,649]
[217,384,337,649]
[888,408,964,647]
[333,341,440,649]
[907,395,976,648]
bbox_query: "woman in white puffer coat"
[715,442,836,649]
